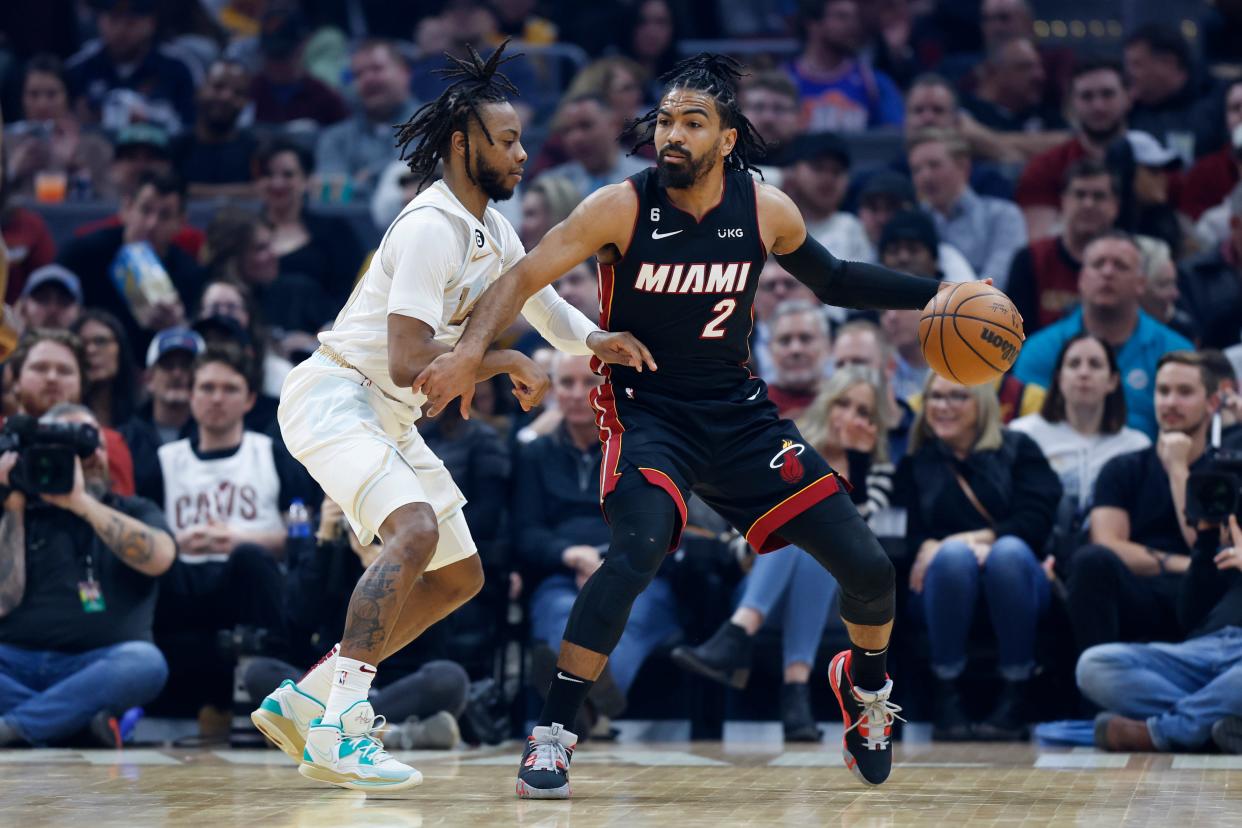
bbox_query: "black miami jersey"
[597,167,767,397]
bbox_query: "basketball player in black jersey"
[417,55,965,796]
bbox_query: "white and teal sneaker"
[299,701,423,791]
[251,679,325,761]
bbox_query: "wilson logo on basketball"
[770,440,806,484]
[979,327,1018,364]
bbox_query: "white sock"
[296,643,340,704]
[323,656,377,723]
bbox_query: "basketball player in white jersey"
[250,42,653,790]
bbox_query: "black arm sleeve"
[774,233,940,311]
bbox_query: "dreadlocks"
[395,39,521,188]
[622,52,768,177]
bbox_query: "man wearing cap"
[1122,131,1187,259]
[1178,81,1242,222]
[1179,186,1242,350]
[782,133,870,264]
[15,265,83,334]
[908,129,1026,289]
[250,8,347,127]
[856,171,976,282]
[1007,158,1121,333]
[65,0,196,135]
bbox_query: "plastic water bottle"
[288,498,311,539]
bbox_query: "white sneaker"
[299,700,423,791]
[251,679,324,761]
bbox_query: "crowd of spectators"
[0,0,1240,755]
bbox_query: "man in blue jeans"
[1080,509,1242,754]
[0,403,174,746]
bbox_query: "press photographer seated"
[0,404,174,746]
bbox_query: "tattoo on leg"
[341,562,405,657]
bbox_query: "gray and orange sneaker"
[516,723,577,799]
[828,650,904,786]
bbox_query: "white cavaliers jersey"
[317,180,529,412]
[159,432,284,560]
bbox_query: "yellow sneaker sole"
[298,761,424,791]
[251,708,305,762]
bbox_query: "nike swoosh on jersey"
[747,387,761,401]
[651,228,683,240]
[470,251,491,262]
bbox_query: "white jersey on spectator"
[158,431,284,561]
[317,180,597,418]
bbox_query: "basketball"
[919,282,1024,386]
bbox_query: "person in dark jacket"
[897,373,1062,742]
[1178,188,1242,350]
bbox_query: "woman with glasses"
[71,310,138,428]
[897,374,1061,741]
[672,366,896,741]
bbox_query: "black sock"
[538,668,594,730]
[850,643,888,690]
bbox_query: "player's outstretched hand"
[413,350,479,419]
[587,330,658,372]
[508,352,550,413]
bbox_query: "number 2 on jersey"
[701,298,737,339]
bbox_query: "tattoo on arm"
[0,508,26,616]
[340,562,404,659]
[96,512,155,569]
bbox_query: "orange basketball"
[918,282,1024,386]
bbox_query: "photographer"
[0,404,174,746]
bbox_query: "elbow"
[151,534,176,576]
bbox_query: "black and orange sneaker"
[516,723,577,799]
[828,650,903,786]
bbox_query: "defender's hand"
[507,353,550,412]
[586,331,658,372]
[413,350,482,419]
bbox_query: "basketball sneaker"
[828,650,904,786]
[515,723,578,799]
[299,701,423,791]
[251,679,324,761]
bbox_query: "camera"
[1185,414,1242,523]
[0,414,100,495]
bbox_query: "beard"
[657,144,716,189]
[1081,119,1123,144]
[471,148,516,202]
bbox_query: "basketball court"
[7,733,1239,826]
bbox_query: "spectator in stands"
[1,190,57,304]
[201,208,333,342]
[962,37,1064,134]
[785,0,903,132]
[13,265,80,334]
[191,314,279,435]
[976,0,1074,112]
[898,375,1061,741]
[514,353,679,734]
[315,41,417,199]
[766,300,832,418]
[1124,23,1222,162]
[908,129,1026,287]
[1017,58,1130,241]
[553,263,597,318]
[542,94,649,199]
[1179,80,1242,222]
[518,175,582,249]
[617,0,679,100]
[876,211,939,400]
[8,330,134,496]
[255,140,364,308]
[66,0,196,135]
[1083,511,1242,754]
[248,6,346,127]
[1010,334,1150,521]
[4,54,112,202]
[1116,131,1190,260]
[197,279,291,399]
[832,318,913,455]
[856,171,977,282]
[491,0,558,44]
[752,260,818,382]
[1135,236,1195,342]
[1179,187,1242,349]
[1067,351,1216,656]
[151,348,312,726]
[71,310,137,428]
[58,170,203,355]
[740,71,802,164]
[1007,159,1120,333]
[672,366,894,742]
[782,133,870,265]
[171,59,257,199]
[1014,232,1192,437]
[0,403,173,747]
[103,123,175,202]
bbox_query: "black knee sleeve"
[563,484,677,655]
[778,496,896,627]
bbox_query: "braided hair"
[395,39,521,188]
[622,53,768,177]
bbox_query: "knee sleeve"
[564,485,677,655]
[779,497,895,627]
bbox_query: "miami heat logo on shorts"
[769,439,805,484]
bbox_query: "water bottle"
[288,498,311,539]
